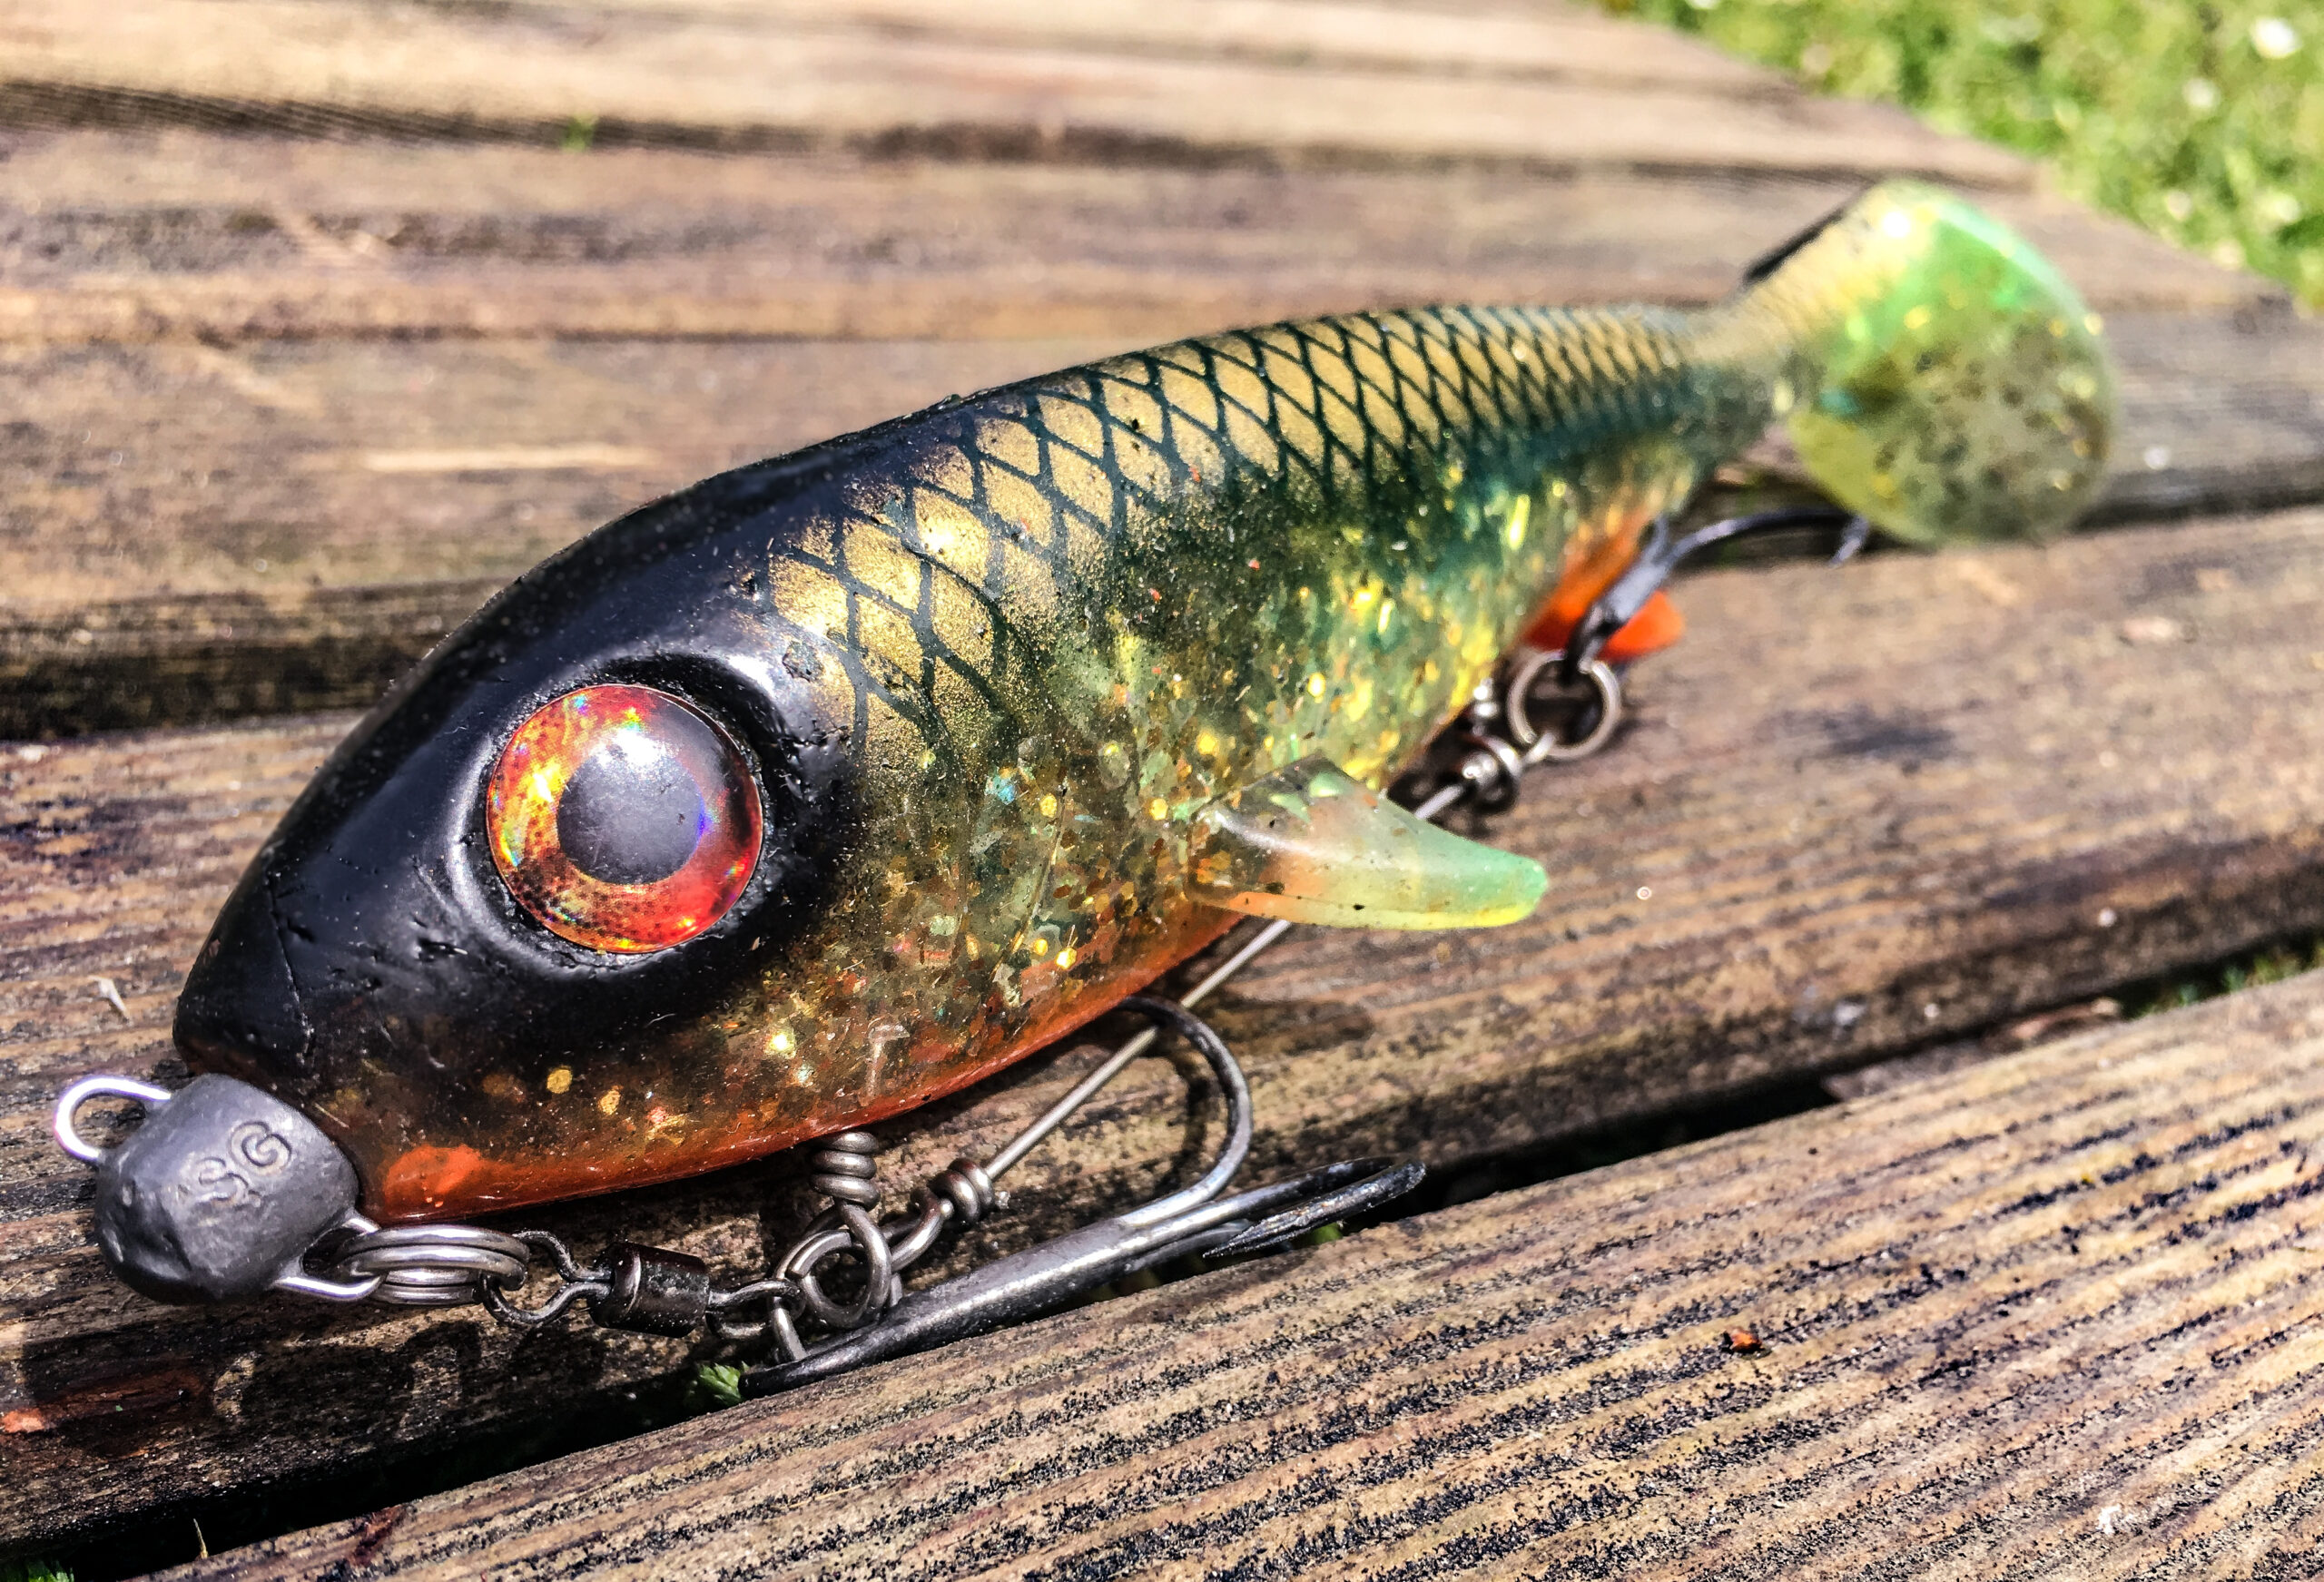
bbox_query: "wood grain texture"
[0,131,2299,739]
[2092,306,2324,523]
[0,336,1121,733]
[0,0,2029,184]
[6,507,2323,1551]
[4,0,2320,1559]
[0,134,2259,349]
[0,29,2285,742]
[1,303,2315,738]
[568,0,1786,93]
[158,955,2324,1580]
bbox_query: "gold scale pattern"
[365,182,2113,1216]
[519,300,1767,1204]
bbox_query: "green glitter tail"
[1717,180,2119,545]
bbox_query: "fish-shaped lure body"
[174,182,2113,1221]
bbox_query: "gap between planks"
[154,953,2324,1580]
[4,508,2323,1551]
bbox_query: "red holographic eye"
[487,684,763,953]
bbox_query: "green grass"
[0,1558,74,1582]
[688,1362,746,1412]
[2132,937,2324,1017]
[1602,0,2324,303]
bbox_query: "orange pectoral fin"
[1523,589,1686,664]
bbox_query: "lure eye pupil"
[555,743,707,886]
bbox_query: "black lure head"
[173,457,862,1220]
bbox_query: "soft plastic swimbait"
[60,182,2112,1322]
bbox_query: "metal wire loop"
[477,1230,611,1326]
[52,1074,174,1164]
[785,1202,896,1331]
[1503,652,1623,764]
[330,1223,532,1307]
[929,1156,998,1225]
[482,1275,606,1328]
[1112,995,1253,1226]
[704,1275,803,1341]
[517,1229,596,1283]
[768,1303,809,1362]
[807,1132,882,1207]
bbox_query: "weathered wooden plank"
[0,336,1118,604]
[169,965,2324,1581]
[594,0,1785,93]
[2092,305,2324,524]
[2,300,2316,739]
[0,135,2261,349]
[0,0,2029,184]
[6,507,2323,1551]
[0,121,2290,742]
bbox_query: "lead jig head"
[54,1073,379,1305]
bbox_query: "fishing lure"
[55,181,2112,1377]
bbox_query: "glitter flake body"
[173,182,2114,1220]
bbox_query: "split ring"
[1503,652,1624,763]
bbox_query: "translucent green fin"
[1734,180,2117,544]
[1189,758,1547,929]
